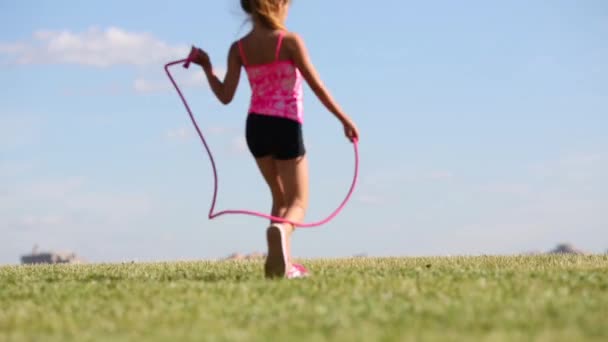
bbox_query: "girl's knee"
[272,196,288,209]
[274,203,289,214]
[270,187,286,203]
[288,197,308,212]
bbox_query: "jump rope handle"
[183,45,196,69]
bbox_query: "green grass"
[1,255,607,341]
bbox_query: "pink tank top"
[238,32,304,123]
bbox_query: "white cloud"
[361,168,455,189]
[164,125,238,145]
[0,114,42,149]
[0,26,189,67]
[0,160,35,178]
[530,151,607,184]
[428,170,454,181]
[0,26,232,96]
[18,177,86,201]
[0,42,26,54]
[165,127,192,142]
[17,214,66,230]
[208,125,230,135]
[134,78,173,94]
[230,136,248,154]
[356,194,383,204]
[481,183,531,197]
[2,177,153,233]
[135,71,204,94]
[0,172,163,265]
[135,66,225,94]
[60,83,125,97]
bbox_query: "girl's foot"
[287,263,310,279]
[265,223,289,278]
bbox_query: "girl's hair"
[240,0,289,30]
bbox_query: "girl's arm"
[287,33,349,124]
[286,32,359,141]
[199,42,242,105]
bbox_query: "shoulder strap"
[238,39,248,66]
[275,31,285,61]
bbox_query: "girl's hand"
[342,118,359,142]
[188,46,212,71]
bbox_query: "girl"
[189,0,359,279]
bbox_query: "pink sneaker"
[287,263,310,279]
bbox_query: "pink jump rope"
[164,52,359,228]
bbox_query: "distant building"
[549,243,585,255]
[21,245,85,265]
[223,251,266,261]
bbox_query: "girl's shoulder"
[236,29,303,43]
[280,31,306,50]
[234,31,251,44]
[281,30,303,41]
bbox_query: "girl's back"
[239,30,292,65]
[238,29,304,123]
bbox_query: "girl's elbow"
[220,92,235,105]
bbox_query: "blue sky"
[1,0,607,264]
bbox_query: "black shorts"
[245,113,306,160]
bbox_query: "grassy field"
[1,255,607,341]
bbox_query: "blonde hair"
[241,0,289,30]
